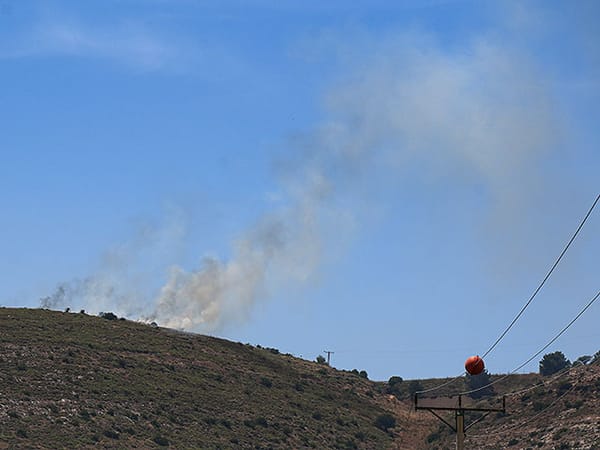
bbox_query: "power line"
[415,372,465,395]
[467,360,599,439]
[414,193,599,397]
[460,289,600,396]
[467,381,577,440]
[481,193,600,359]
[503,365,574,398]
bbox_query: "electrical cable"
[460,289,600,396]
[475,350,599,407]
[466,382,577,440]
[481,193,600,359]
[503,365,573,398]
[415,194,598,397]
[415,371,465,395]
[501,355,598,398]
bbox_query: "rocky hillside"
[1,307,598,449]
[0,307,428,449]
[415,363,600,449]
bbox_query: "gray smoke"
[42,31,562,331]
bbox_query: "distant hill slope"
[0,308,428,449]
[414,363,600,449]
[462,363,600,450]
[1,308,598,449]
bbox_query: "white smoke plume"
[42,31,562,332]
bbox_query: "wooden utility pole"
[415,393,505,450]
[323,350,334,365]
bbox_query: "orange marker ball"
[465,355,485,375]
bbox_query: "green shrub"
[374,413,396,432]
[388,376,403,385]
[153,435,170,446]
[255,417,268,427]
[16,429,27,438]
[565,399,584,409]
[558,381,572,394]
[539,351,570,376]
[427,431,441,442]
[99,312,118,321]
[532,401,548,411]
[408,380,423,396]
[103,430,119,439]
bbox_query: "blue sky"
[1,0,598,381]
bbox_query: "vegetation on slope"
[419,363,600,449]
[0,308,403,449]
[2,307,598,449]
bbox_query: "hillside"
[399,364,600,449]
[0,308,431,449]
[437,364,600,449]
[1,307,598,449]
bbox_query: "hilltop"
[0,307,598,449]
[0,308,428,449]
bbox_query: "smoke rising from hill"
[41,32,562,332]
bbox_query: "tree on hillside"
[315,355,327,365]
[539,351,570,376]
[465,369,494,399]
[386,376,403,397]
[407,380,423,397]
[374,414,396,432]
[573,355,592,366]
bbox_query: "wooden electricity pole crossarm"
[414,393,506,450]
[414,393,506,412]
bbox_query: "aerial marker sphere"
[465,355,485,375]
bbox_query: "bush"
[388,376,403,385]
[466,369,494,399]
[374,414,396,431]
[532,400,548,411]
[260,377,273,388]
[539,351,570,376]
[386,376,403,396]
[16,429,27,438]
[557,381,572,394]
[316,355,327,364]
[153,435,170,446]
[103,430,119,439]
[408,380,423,396]
[254,417,268,427]
[427,431,441,442]
[573,355,592,366]
[99,312,119,321]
